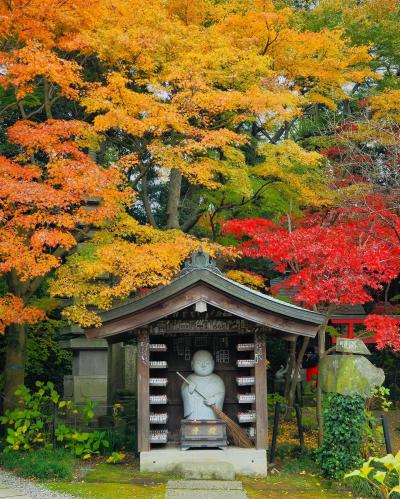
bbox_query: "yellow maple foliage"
[369,90,400,124]
[75,0,374,193]
[226,269,268,291]
[50,215,231,326]
[252,140,332,207]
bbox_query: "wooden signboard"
[151,319,260,334]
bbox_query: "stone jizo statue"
[181,350,225,420]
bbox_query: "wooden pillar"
[254,331,267,449]
[107,342,123,412]
[137,329,150,452]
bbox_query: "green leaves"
[316,393,366,479]
[106,451,126,464]
[345,452,400,498]
[1,383,109,460]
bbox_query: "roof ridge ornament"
[180,248,222,275]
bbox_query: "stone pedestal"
[61,336,108,415]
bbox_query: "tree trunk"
[287,336,310,409]
[166,168,182,229]
[43,79,53,120]
[284,340,296,400]
[3,323,27,412]
[141,175,157,228]
[316,309,333,445]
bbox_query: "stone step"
[168,480,243,490]
[166,491,247,499]
[166,480,248,499]
[174,461,235,480]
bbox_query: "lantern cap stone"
[336,337,371,355]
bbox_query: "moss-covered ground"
[45,481,166,498]
[242,472,350,498]
[41,454,353,499]
[44,459,173,498]
[241,454,351,499]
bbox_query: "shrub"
[0,448,73,480]
[316,393,366,479]
[55,425,109,459]
[1,382,60,452]
[0,383,109,459]
[267,392,286,413]
[362,387,391,459]
[0,319,71,394]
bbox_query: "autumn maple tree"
[223,201,400,440]
[0,0,376,237]
[0,117,218,407]
[0,119,131,409]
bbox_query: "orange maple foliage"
[0,118,131,331]
[0,0,376,223]
[0,295,44,334]
[0,0,98,99]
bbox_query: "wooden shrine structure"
[86,250,323,474]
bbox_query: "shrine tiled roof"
[90,249,324,329]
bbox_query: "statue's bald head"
[191,350,215,376]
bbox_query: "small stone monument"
[320,339,385,398]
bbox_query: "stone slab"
[168,480,242,490]
[174,461,235,480]
[336,338,371,355]
[140,447,267,476]
[166,491,247,499]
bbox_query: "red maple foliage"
[365,315,400,352]
[223,205,399,310]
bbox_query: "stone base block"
[167,490,247,499]
[63,375,107,416]
[168,480,243,490]
[140,447,267,476]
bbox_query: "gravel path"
[0,468,75,499]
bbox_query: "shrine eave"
[85,263,324,340]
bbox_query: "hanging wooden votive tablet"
[149,394,168,404]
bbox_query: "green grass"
[0,448,74,480]
[45,482,166,499]
[84,461,178,484]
